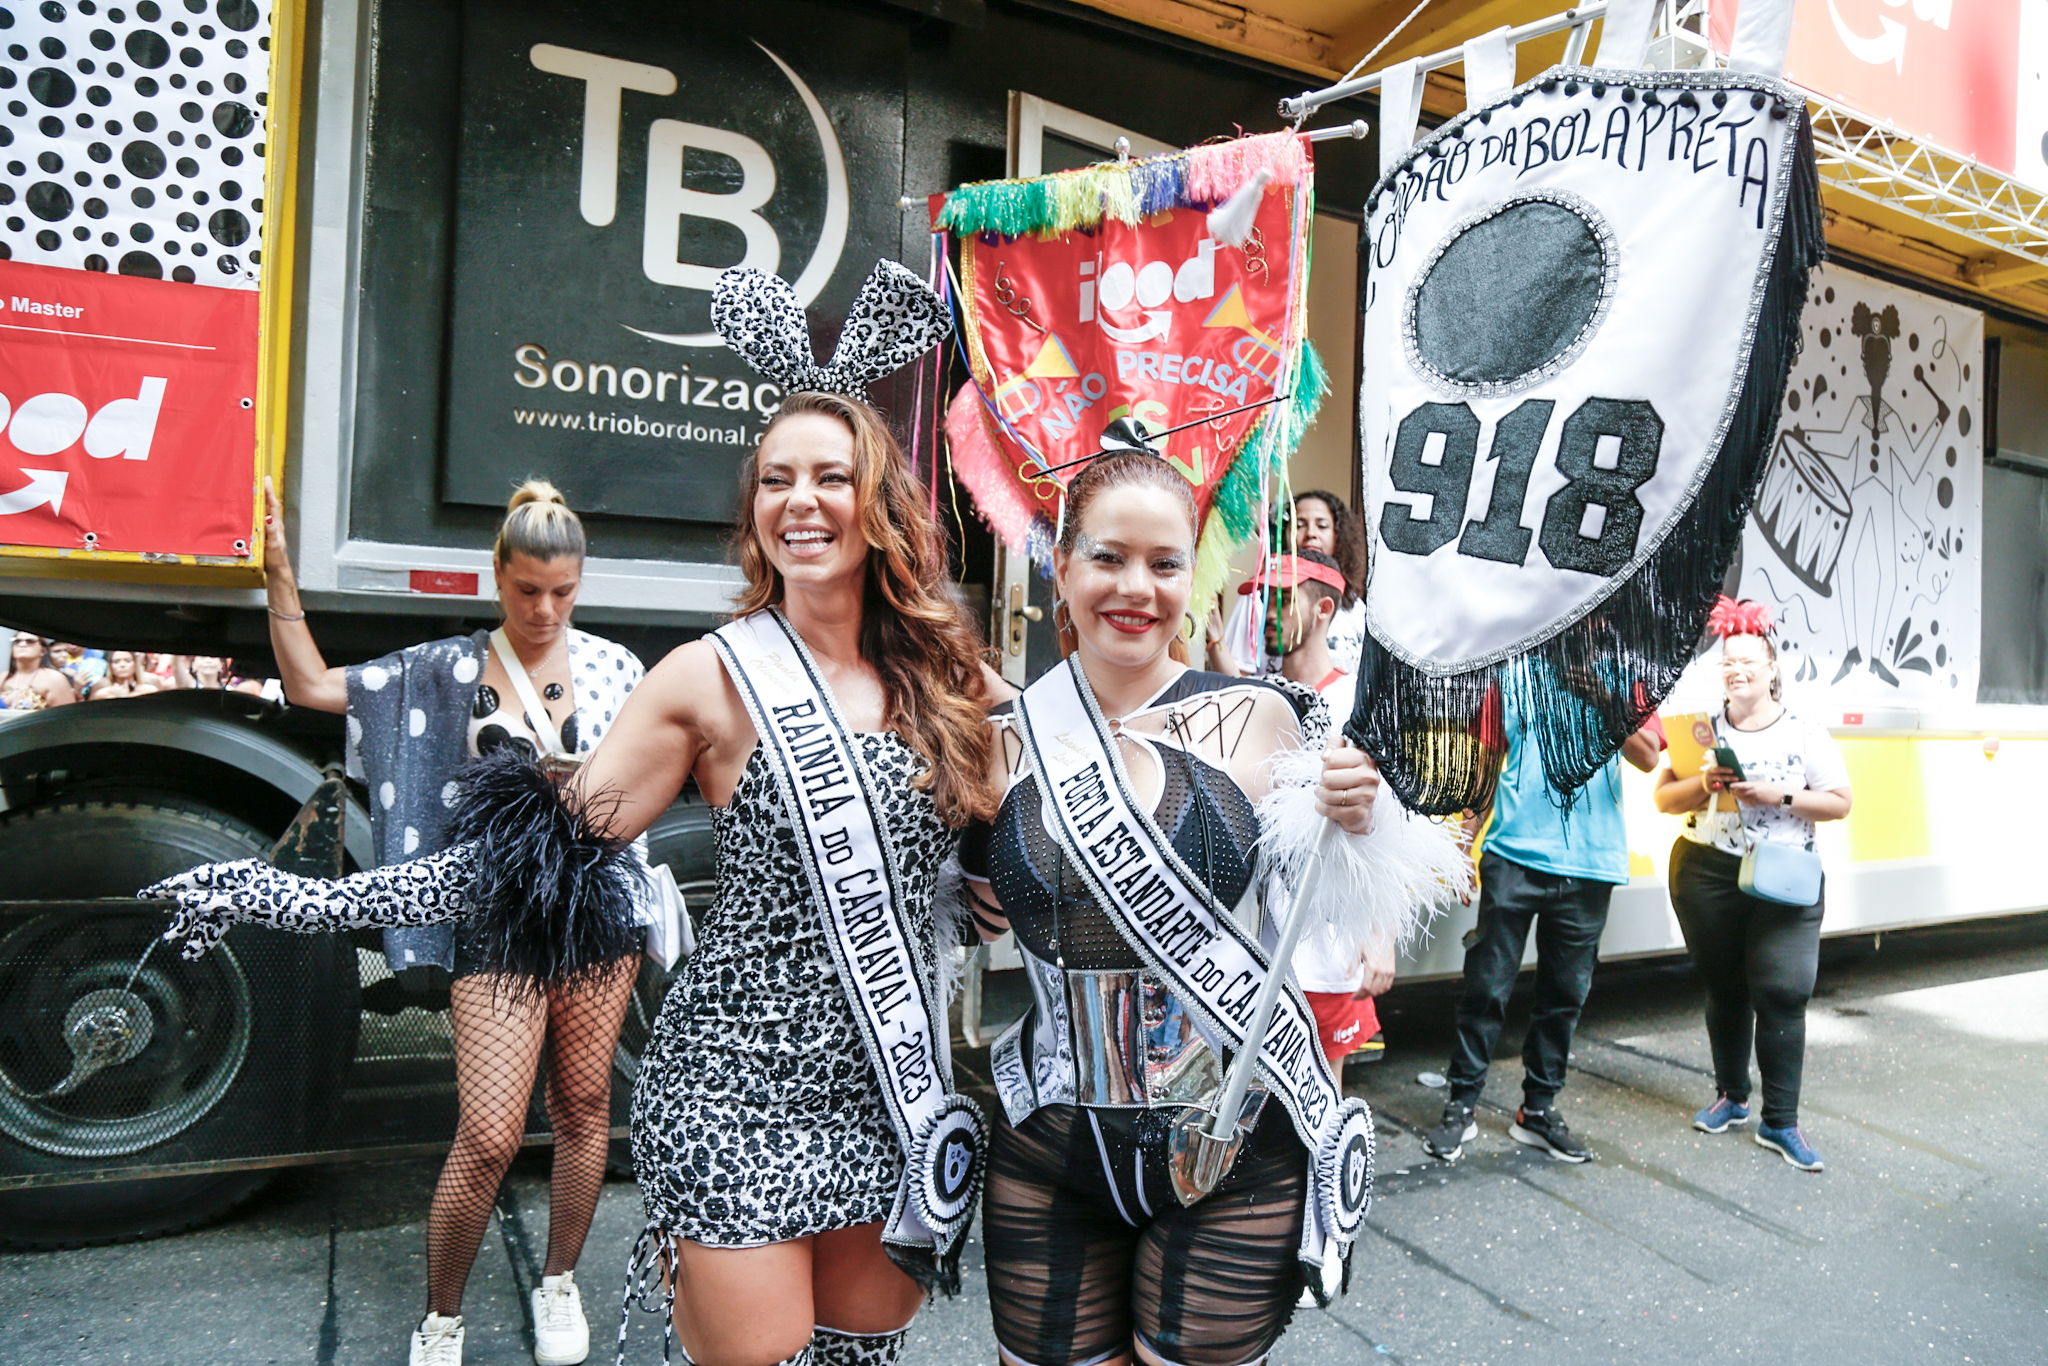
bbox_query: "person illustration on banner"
[1757,299,1952,689]
[144,260,1000,1366]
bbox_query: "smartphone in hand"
[1711,744,1745,781]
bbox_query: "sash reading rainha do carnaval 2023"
[1013,659,1375,1265]
[709,611,984,1281]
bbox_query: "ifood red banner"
[0,260,258,558]
[957,184,1305,520]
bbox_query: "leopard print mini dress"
[628,734,953,1248]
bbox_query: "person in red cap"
[1240,548,1393,1068]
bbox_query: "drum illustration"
[1753,428,1853,596]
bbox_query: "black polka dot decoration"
[28,65,74,104]
[1,0,269,283]
[25,178,70,217]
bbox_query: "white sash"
[1013,659,1375,1259]
[710,611,983,1269]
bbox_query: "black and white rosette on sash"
[710,611,984,1285]
[1350,66,1825,814]
[1014,659,1371,1270]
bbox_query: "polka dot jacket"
[344,628,645,974]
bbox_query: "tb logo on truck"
[528,42,848,347]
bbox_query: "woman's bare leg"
[672,1237,818,1366]
[808,1222,923,1365]
[810,1222,921,1332]
[539,956,639,1276]
[669,1222,921,1366]
[428,976,549,1316]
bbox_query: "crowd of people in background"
[1,633,273,712]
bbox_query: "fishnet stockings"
[985,1106,1303,1366]
[427,959,639,1316]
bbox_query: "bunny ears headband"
[711,259,951,398]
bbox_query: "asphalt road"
[5,912,2044,1365]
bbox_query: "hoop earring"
[1181,612,1199,642]
[1052,598,1072,636]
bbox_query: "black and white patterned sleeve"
[141,844,478,961]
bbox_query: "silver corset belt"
[1064,968,1268,1112]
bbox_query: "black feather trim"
[1346,91,1827,816]
[444,747,644,991]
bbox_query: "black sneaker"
[1423,1101,1477,1161]
[1510,1106,1591,1162]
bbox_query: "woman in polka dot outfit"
[258,476,645,1366]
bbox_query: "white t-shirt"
[1221,596,1367,677]
[1680,707,1850,855]
[1292,666,1367,994]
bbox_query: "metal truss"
[1803,97,2048,275]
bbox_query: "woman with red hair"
[1653,598,1853,1172]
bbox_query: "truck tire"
[0,797,361,1249]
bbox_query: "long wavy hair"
[731,392,997,826]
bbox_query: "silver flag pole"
[1170,815,1339,1202]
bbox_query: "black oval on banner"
[1411,198,1607,389]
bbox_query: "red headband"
[1707,595,1773,639]
[1239,554,1347,595]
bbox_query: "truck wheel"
[606,795,715,1176]
[0,797,361,1249]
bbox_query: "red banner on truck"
[0,260,259,558]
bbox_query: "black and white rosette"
[709,610,983,1283]
[1349,66,1825,814]
[1013,658,1370,1272]
[1318,1098,1376,1239]
[911,1095,985,1243]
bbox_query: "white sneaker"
[409,1314,464,1366]
[532,1271,590,1366]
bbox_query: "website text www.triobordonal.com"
[509,408,760,445]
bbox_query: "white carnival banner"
[1353,63,1825,811]
[1735,267,1983,707]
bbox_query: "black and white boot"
[810,1325,908,1366]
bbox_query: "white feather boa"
[931,852,975,1007]
[1255,745,1470,948]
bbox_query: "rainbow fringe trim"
[935,131,1309,238]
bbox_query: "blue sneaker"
[1755,1122,1824,1171]
[1693,1095,1751,1134]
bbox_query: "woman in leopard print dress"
[149,260,1000,1366]
[589,388,1002,1366]
[152,390,1001,1366]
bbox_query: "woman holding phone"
[1653,598,1851,1172]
